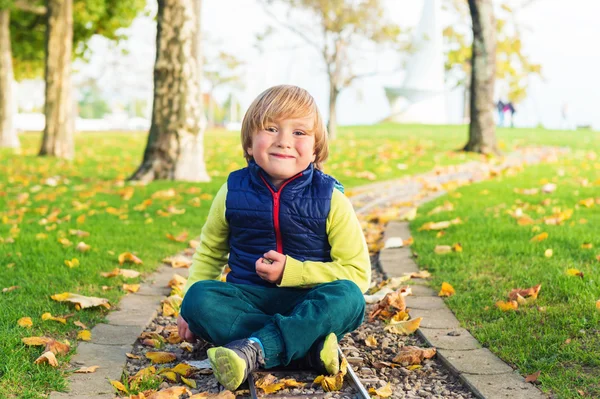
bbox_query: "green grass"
[0,124,598,398]
[411,153,600,398]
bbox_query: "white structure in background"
[385,0,448,124]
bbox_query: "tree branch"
[14,0,47,15]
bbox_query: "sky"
[17,0,600,130]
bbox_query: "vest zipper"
[259,172,303,253]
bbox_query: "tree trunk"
[327,82,339,140]
[192,0,207,132]
[39,0,74,159]
[0,9,19,150]
[129,0,210,182]
[462,73,471,124]
[463,0,499,155]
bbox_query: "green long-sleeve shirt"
[183,183,371,294]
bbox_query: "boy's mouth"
[270,153,295,159]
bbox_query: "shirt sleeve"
[183,183,230,295]
[278,188,371,292]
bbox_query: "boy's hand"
[177,315,197,343]
[256,250,286,284]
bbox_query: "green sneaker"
[206,339,264,391]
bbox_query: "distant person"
[178,85,370,391]
[496,100,505,127]
[506,102,516,128]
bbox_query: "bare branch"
[14,0,47,15]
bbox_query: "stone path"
[49,147,564,399]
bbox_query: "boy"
[179,85,370,391]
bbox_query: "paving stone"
[105,294,162,326]
[405,296,446,310]
[407,285,437,297]
[460,372,547,399]
[417,328,482,351]
[409,308,461,329]
[91,323,143,346]
[383,221,411,242]
[379,249,420,277]
[136,283,171,297]
[437,348,514,376]
[50,392,113,399]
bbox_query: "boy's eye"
[266,127,277,132]
[293,131,306,136]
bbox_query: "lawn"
[0,124,598,398]
[411,152,600,398]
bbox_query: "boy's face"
[247,115,316,188]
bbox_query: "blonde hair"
[241,85,329,170]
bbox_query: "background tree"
[129,0,210,182]
[443,0,542,120]
[259,0,405,140]
[203,48,244,127]
[463,0,498,154]
[4,0,144,155]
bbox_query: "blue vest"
[225,161,342,287]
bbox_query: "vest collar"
[248,160,314,193]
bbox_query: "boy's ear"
[247,147,253,157]
[311,152,316,162]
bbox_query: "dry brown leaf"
[34,351,58,367]
[74,320,88,329]
[365,335,378,347]
[168,274,188,288]
[368,289,406,321]
[566,268,584,278]
[76,242,91,252]
[525,370,541,383]
[392,346,437,366]
[438,282,455,297]
[530,232,548,242]
[189,391,235,399]
[123,284,140,293]
[163,256,192,269]
[118,252,143,265]
[74,365,99,373]
[18,317,33,328]
[2,285,20,293]
[126,352,141,359]
[384,317,422,335]
[434,245,452,254]
[508,284,542,301]
[50,292,110,310]
[120,268,141,278]
[166,231,189,242]
[146,351,176,364]
[45,339,71,355]
[22,336,52,346]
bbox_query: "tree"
[203,49,244,127]
[463,0,499,154]
[129,0,210,182]
[78,82,110,119]
[4,0,145,155]
[443,0,542,120]
[259,0,405,140]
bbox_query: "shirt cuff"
[278,255,304,287]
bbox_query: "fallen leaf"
[496,300,518,311]
[75,242,91,252]
[34,351,58,367]
[18,317,33,328]
[530,232,548,242]
[50,292,110,310]
[508,284,542,301]
[110,380,128,393]
[434,245,452,254]
[438,282,455,297]
[160,370,178,382]
[525,370,541,383]
[452,243,463,252]
[41,312,67,324]
[181,376,196,388]
[171,363,194,377]
[180,342,193,352]
[146,351,177,364]
[566,268,584,278]
[123,284,140,293]
[384,317,422,335]
[544,249,553,258]
[45,339,71,355]
[118,252,143,265]
[126,352,141,359]
[74,365,99,373]
[581,243,593,249]
[74,320,88,329]
[368,289,406,321]
[578,198,594,208]
[369,383,393,398]
[404,270,431,279]
[392,346,437,366]
[166,231,189,242]
[168,274,188,288]
[596,299,600,311]
[163,256,192,269]
[189,391,235,399]
[77,330,92,341]
[2,285,20,293]
[64,258,80,268]
[365,335,378,347]
[22,336,52,346]
[120,269,141,278]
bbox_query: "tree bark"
[39,0,74,159]
[129,0,210,182]
[463,0,500,155]
[327,81,338,140]
[0,9,19,150]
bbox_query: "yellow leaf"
[110,380,128,393]
[384,317,422,335]
[34,351,58,367]
[76,214,86,224]
[166,231,189,242]
[160,371,178,382]
[365,335,378,347]
[596,299,600,311]
[75,242,91,252]
[74,365,99,373]
[132,366,157,380]
[77,330,92,341]
[578,198,594,208]
[51,292,110,310]
[434,245,452,254]
[171,363,194,376]
[58,238,73,247]
[452,243,463,252]
[123,284,140,293]
[544,249,553,258]
[64,258,80,268]
[22,336,52,346]
[566,268,584,278]
[18,317,33,328]
[530,232,548,242]
[390,311,409,322]
[406,364,422,370]
[438,282,455,297]
[41,312,67,324]
[181,376,196,388]
[496,300,518,311]
[146,351,177,364]
[180,342,193,352]
[118,252,143,265]
[369,383,393,398]
[126,352,141,359]
[581,243,593,249]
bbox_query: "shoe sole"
[207,347,247,391]
[320,332,340,375]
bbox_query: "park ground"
[0,124,599,399]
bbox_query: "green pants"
[181,279,365,368]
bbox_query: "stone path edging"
[380,222,547,399]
